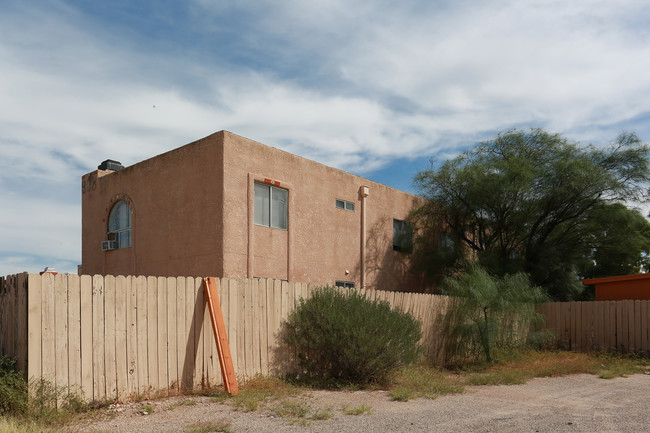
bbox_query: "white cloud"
[0,192,80,275]
[1,0,650,274]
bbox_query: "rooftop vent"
[98,159,124,171]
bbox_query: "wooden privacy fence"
[0,273,450,402]
[538,300,650,356]
[0,273,28,372]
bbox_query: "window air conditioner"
[101,240,118,251]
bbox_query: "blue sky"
[1,0,650,275]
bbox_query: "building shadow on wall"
[359,217,434,293]
[268,323,300,379]
[181,284,205,392]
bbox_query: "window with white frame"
[254,182,288,230]
[107,200,132,248]
[335,198,355,211]
[393,219,413,253]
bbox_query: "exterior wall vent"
[98,159,124,171]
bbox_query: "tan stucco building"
[81,131,427,291]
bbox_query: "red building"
[582,273,650,301]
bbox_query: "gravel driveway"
[75,373,650,432]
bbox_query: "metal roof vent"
[98,159,124,171]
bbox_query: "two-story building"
[81,130,428,291]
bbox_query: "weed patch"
[167,399,197,411]
[183,420,233,433]
[310,407,333,420]
[390,364,464,401]
[212,375,302,413]
[342,404,372,415]
[454,350,649,386]
[139,404,154,415]
[274,400,310,418]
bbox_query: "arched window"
[107,200,132,248]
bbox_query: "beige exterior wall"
[82,133,225,277]
[81,131,427,291]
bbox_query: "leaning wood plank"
[203,277,239,395]
[27,274,43,381]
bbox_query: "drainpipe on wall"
[360,185,369,289]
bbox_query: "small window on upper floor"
[107,200,132,248]
[393,219,413,254]
[438,232,454,252]
[335,199,355,211]
[254,182,288,230]
[335,280,355,289]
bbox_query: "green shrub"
[0,357,28,416]
[284,287,422,386]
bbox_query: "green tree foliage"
[0,357,27,416]
[578,203,650,279]
[283,287,422,386]
[440,265,548,364]
[414,129,650,300]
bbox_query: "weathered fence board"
[540,300,649,356]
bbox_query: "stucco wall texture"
[81,131,426,291]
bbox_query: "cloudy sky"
[1,0,650,276]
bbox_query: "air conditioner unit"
[101,240,118,251]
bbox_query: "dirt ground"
[71,373,650,433]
